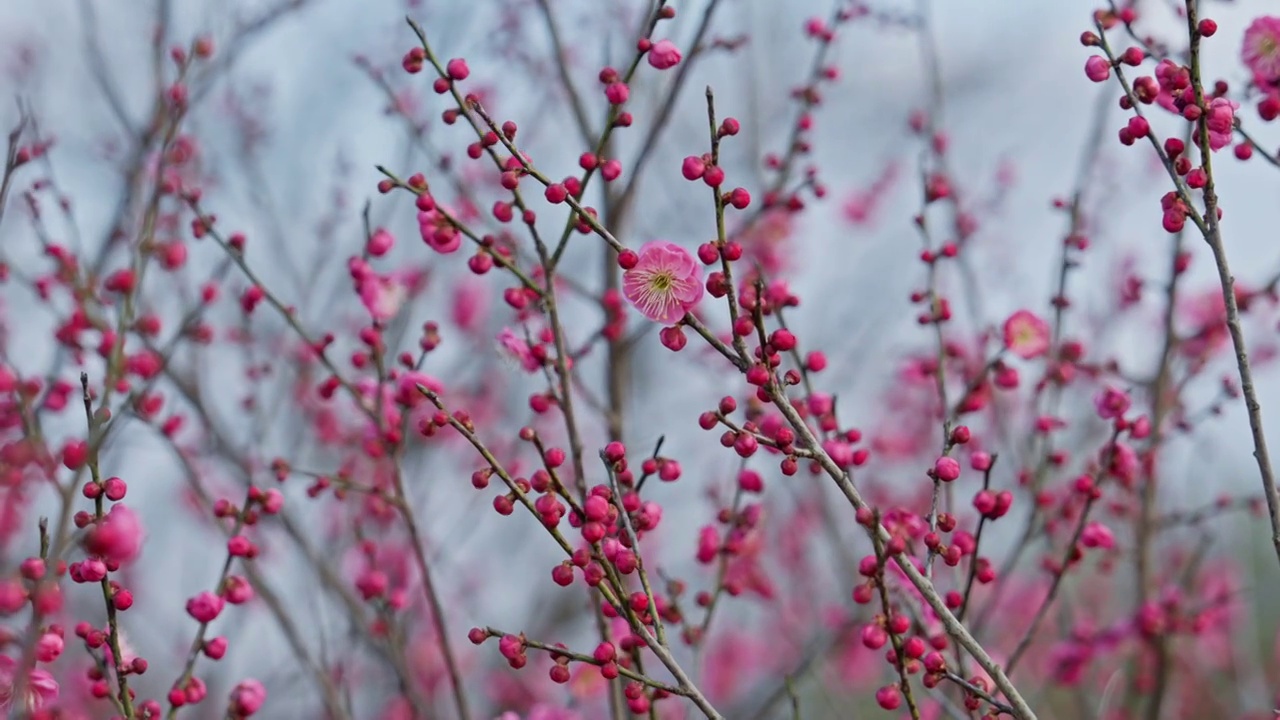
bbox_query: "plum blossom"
[419,206,462,253]
[229,678,267,717]
[358,273,410,323]
[738,210,794,276]
[34,632,62,664]
[1201,97,1238,152]
[646,39,682,69]
[395,371,444,407]
[83,503,143,566]
[1084,55,1110,83]
[186,591,225,623]
[1153,58,1189,114]
[1178,286,1250,361]
[1080,521,1116,550]
[1047,639,1092,685]
[1243,16,1280,85]
[842,162,899,229]
[366,227,395,256]
[1106,441,1139,486]
[348,257,415,322]
[496,328,539,372]
[1093,386,1131,420]
[621,241,703,325]
[1002,310,1050,359]
[702,632,770,702]
[103,628,142,677]
[696,525,719,564]
[451,278,489,333]
[0,655,57,711]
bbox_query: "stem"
[80,374,134,718]
[395,475,473,720]
[765,386,1037,720]
[872,525,922,720]
[1182,0,1280,571]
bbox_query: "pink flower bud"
[35,632,64,662]
[61,440,88,470]
[83,505,143,567]
[681,156,705,180]
[186,591,225,623]
[696,526,719,564]
[366,228,394,256]
[1094,386,1131,420]
[0,580,26,614]
[229,678,267,716]
[445,58,470,81]
[1084,55,1111,82]
[1081,521,1115,549]
[223,576,254,605]
[605,82,630,105]
[646,39,682,70]
[204,636,228,659]
[934,456,961,482]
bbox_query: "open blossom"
[702,632,770,702]
[739,210,794,276]
[104,628,139,669]
[358,273,410,322]
[451,278,489,333]
[496,328,540,372]
[622,241,703,325]
[0,655,58,711]
[1178,286,1245,361]
[842,162,899,229]
[395,371,444,406]
[1243,16,1280,85]
[1002,309,1050,359]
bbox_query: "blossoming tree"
[1,0,1280,719]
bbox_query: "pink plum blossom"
[496,328,540,372]
[451,278,489,333]
[621,241,703,325]
[1202,97,1238,152]
[357,273,410,323]
[1002,309,1050,359]
[1243,16,1280,84]
[229,678,267,717]
[646,39,682,69]
[186,591,225,623]
[419,207,462,253]
[0,655,57,711]
[1094,386,1131,420]
[82,504,143,566]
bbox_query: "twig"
[1180,0,1280,571]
